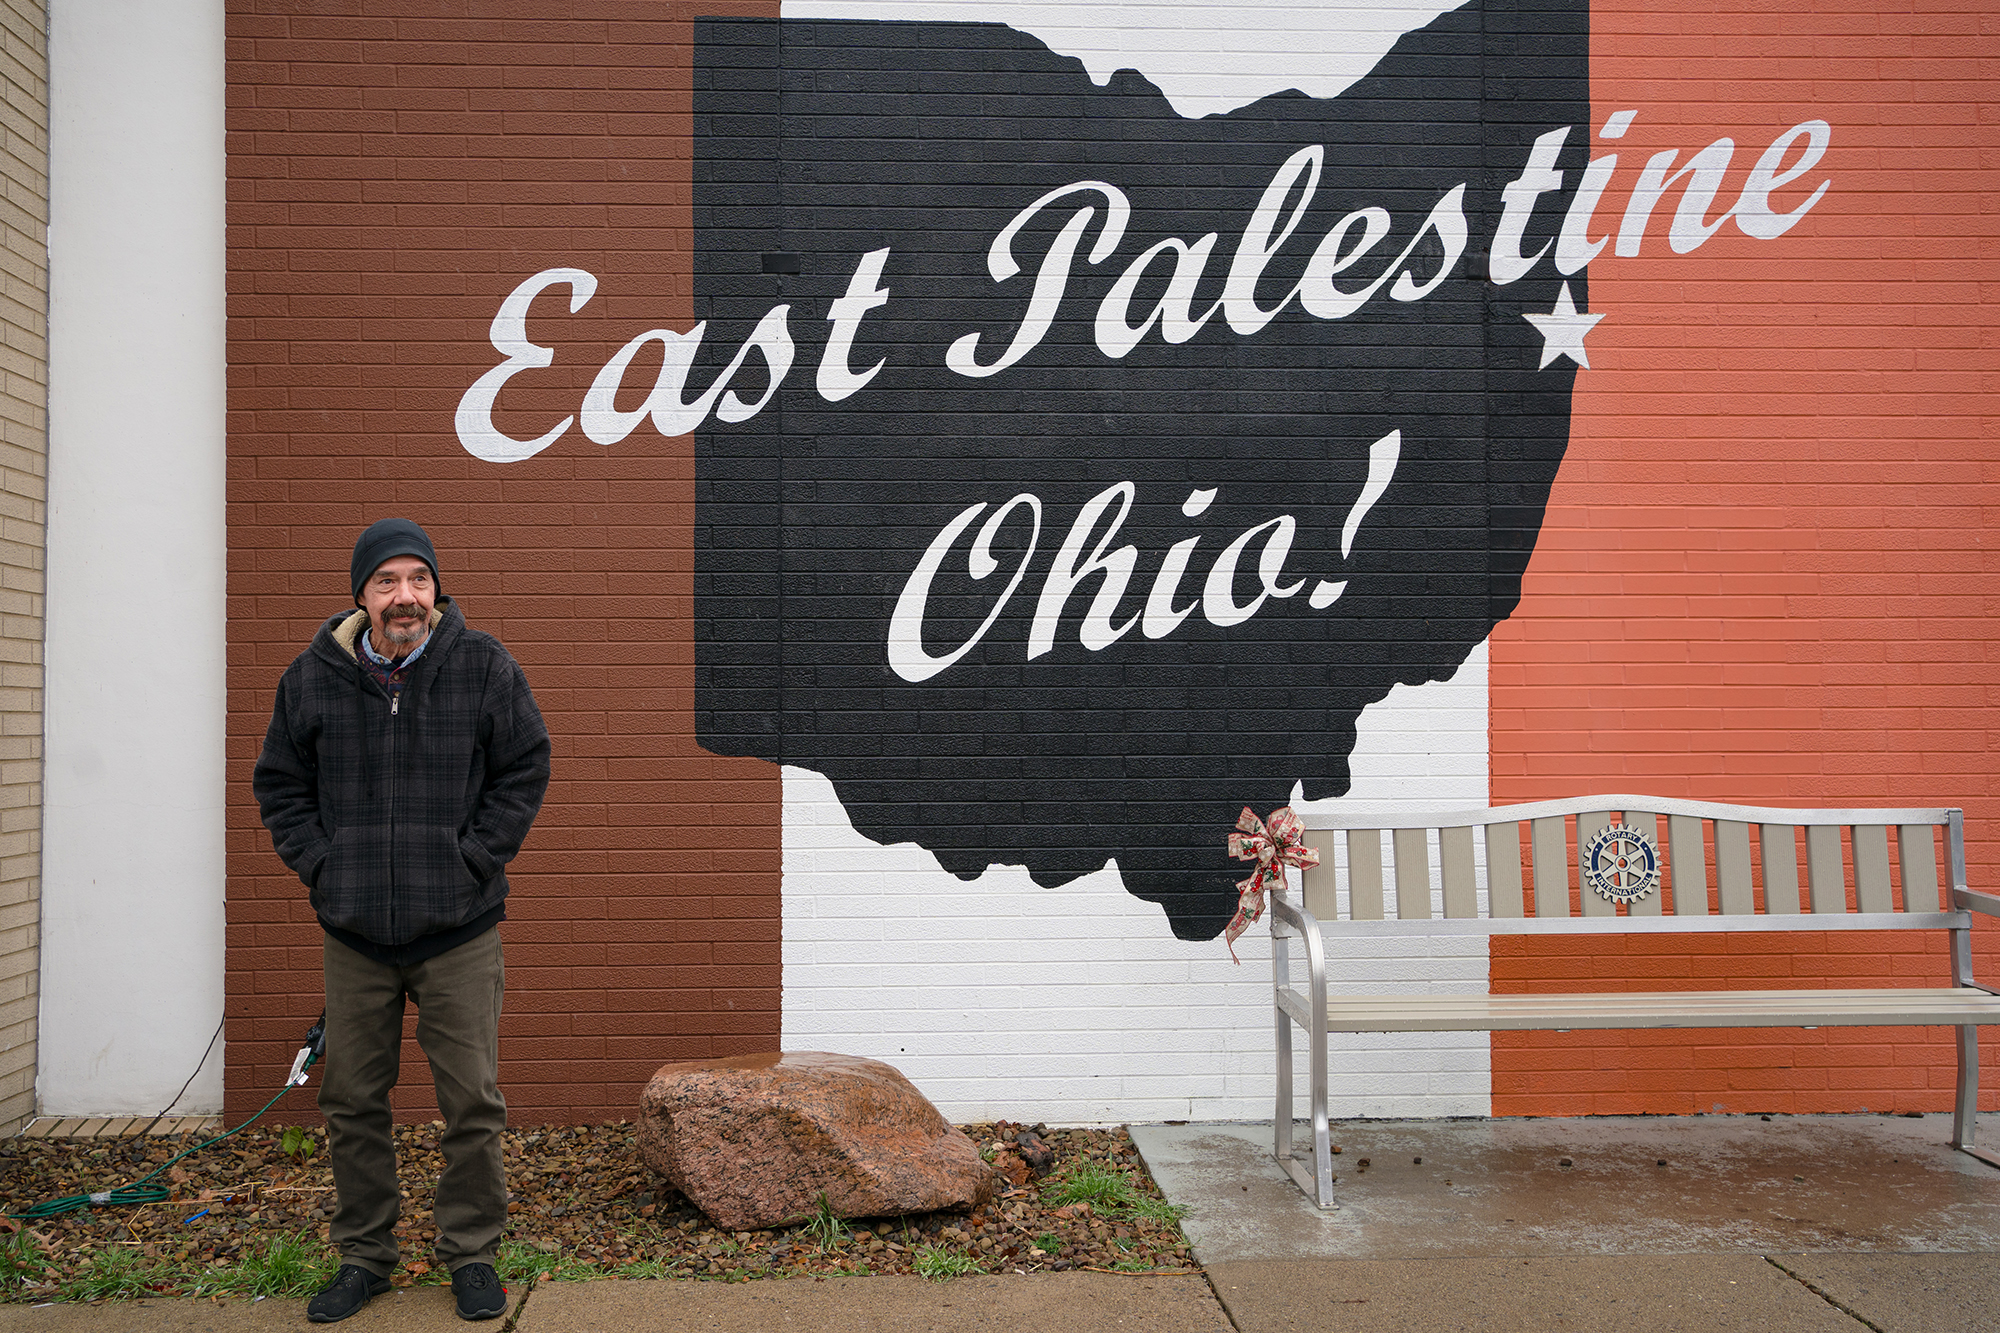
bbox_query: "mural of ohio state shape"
[690,0,1588,939]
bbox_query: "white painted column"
[40,0,226,1115]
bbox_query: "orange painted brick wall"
[224,0,784,1124]
[1489,0,2000,1116]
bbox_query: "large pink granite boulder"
[638,1051,999,1231]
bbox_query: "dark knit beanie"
[350,518,441,602]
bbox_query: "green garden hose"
[8,1015,324,1222]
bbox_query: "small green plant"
[1034,1233,1062,1254]
[801,1193,848,1251]
[911,1244,979,1280]
[1111,1256,1153,1273]
[279,1126,320,1163]
[58,1247,168,1302]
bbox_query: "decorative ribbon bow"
[1224,806,1320,962]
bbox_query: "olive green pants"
[319,929,506,1277]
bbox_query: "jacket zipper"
[385,677,399,940]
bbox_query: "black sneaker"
[451,1262,507,1321]
[306,1264,392,1323]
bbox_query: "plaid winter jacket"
[254,597,551,946]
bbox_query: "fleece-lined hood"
[329,603,448,663]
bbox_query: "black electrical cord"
[9,1014,326,1222]
[133,1013,225,1140]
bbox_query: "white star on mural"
[1523,281,1605,370]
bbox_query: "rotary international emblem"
[1582,822,1661,905]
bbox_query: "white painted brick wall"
[787,0,1468,116]
[783,644,1491,1123]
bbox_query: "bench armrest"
[1268,890,1330,1014]
[1954,889,2000,919]
[1268,891,1318,938]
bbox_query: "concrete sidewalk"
[1132,1111,2000,1332]
[2,1113,1995,1331]
[0,1272,1229,1332]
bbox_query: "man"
[255,518,551,1322]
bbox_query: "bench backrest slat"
[1626,811,1664,917]
[1487,823,1526,919]
[1301,845,1338,920]
[1394,827,1431,920]
[1288,796,1967,931]
[1533,816,1569,918]
[1900,824,1941,911]
[1717,820,1756,913]
[1349,828,1385,920]
[1441,825,1478,918]
[1668,813,1708,915]
[1577,811,1614,918]
[1805,824,1846,914]
[1853,825,1893,913]
[1762,824,1802,913]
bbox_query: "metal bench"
[1268,795,2000,1208]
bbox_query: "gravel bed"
[0,1118,1196,1298]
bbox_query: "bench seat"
[1306,986,2000,1033]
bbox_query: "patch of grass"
[0,1228,52,1291]
[8,1232,337,1304]
[1044,1160,1188,1224]
[608,1256,682,1279]
[800,1194,848,1252]
[1125,1194,1190,1225]
[1034,1233,1061,1254]
[57,1247,169,1302]
[497,1239,598,1284]
[1045,1160,1142,1211]
[200,1230,337,1300]
[1110,1256,1153,1273]
[911,1244,979,1281]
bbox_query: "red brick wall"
[224,0,784,1124]
[1488,0,2000,1116]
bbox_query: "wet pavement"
[1131,1112,2000,1333]
[1128,1111,2000,1261]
